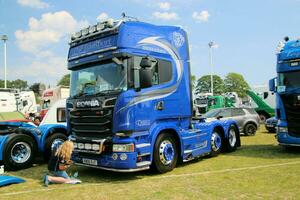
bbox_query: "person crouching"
[44,141,80,186]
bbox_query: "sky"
[0,0,300,87]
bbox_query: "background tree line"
[193,72,250,98]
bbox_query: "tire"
[244,123,257,136]
[259,114,268,123]
[210,129,223,156]
[225,125,238,152]
[44,133,68,160]
[3,133,37,170]
[152,133,178,173]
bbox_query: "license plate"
[266,124,273,127]
[82,158,98,166]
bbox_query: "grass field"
[1,127,300,200]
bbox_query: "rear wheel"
[259,114,268,123]
[210,130,223,156]
[226,125,238,152]
[244,123,257,136]
[3,134,37,170]
[152,133,178,173]
[44,133,67,160]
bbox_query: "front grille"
[281,94,300,137]
[70,108,113,139]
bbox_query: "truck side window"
[133,56,172,86]
[57,107,66,122]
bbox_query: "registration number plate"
[82,158,98,166]
[266,124,273,127]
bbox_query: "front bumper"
[72,151,151,172]
[277,132,300,146]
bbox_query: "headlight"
[89,25,97,34]
[278,126,288,133]
[82,28,89,36]
[113,144,135,152]
[97,23,105,31]
[73,143,78,149]
[85,143,92,150]
[78,143,84,149]
[92,144,100,151]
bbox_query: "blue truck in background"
[0,100,68,170]
[67,19,241,173]
[270,37,300,147]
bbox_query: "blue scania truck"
[67,19,241,173]
[270,37,300,147]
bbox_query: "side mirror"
[216,115,223,120]
[140,57,155,89]
[263,92,269,99]
[269,78,276,92]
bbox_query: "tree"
[29,82,46,96]
[0,79,28,89]
[224,73,250,97]
[195,75,224,95]
[190,75,196,91]
[10,79,28,90]
[57,74,70,86]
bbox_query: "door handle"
[156,101,164,110]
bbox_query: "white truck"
[40,86,69,119]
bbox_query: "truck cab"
[67,19,240,173]
[270,38,300,146]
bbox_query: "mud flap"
[0,175,25,187]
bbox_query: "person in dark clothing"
[44,141,80,186]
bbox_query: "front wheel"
[44,133,68,160]
[225,125,238,152]
[244,123,257,136]
[152,133,178,173]
[210,130,223,156]
[3,134,37,170]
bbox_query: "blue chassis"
[0,121,67,161]
[71,119,240,172]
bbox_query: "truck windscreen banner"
[68,35,118,60]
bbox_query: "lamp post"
[208,41,216,95]
[1,35,8,89]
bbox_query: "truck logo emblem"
[173,32,185,48]
[136,120,151,127]
[76,100,100,108]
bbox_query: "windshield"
[278,71,300,89]
[70,61,127,97]
[202,109,221,118]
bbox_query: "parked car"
[203,108,260,136]
[265,117,278,133]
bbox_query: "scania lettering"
[270,37,300,147]
[67,19,241,173]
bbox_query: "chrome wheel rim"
[159,140,175,165]
[229,129,237,147]
[211,132,222,152]
[51,138,65,151]
[11,142,31,163]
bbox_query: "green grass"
[1,127,300,200]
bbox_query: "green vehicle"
[246,90,275,123]
[194,95,235,114]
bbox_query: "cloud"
[152,11,179,20]
[158,2,171,11]
[17,0,49,9]
[15,11,88,53]
[192,10,210,22]
[13,11,88,85]
[96,12,109,21]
